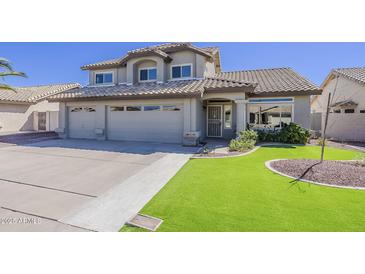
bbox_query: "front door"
[38,112,46,131]
[207,105,222,137]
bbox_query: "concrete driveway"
[0,139,197,232]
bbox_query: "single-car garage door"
[68,106,96,139]
[107,105,184,143]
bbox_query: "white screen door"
[207,105,222,137]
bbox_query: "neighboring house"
[0,83,80,132]
[49,43,321,145]
[311,67,365,142]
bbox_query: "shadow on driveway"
[25,138,200,155]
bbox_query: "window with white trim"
[139,67,157,82]
[171,64,192,79]
[95,72,113,84]
[224,105,232,129]
[248,102,293,130]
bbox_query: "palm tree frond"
[0,83,17,92]
[0,58,26,92]
[0,71,27,78]
[0,58,13,71]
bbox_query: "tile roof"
[332,67,365,85]
[80,57,123,70]
[0,83,80,103]
[81,43,214,70]
[49,68,321,101]
[215,68,321,95]
[49,77,253,101]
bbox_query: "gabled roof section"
[81,43,216,70]
[322,67,365,88]
[48,77,254,101]
[216,68,321,95]
[0,83,80,103]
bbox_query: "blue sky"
[1,42,364,87]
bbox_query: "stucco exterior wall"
[0,100,59,132]
[88,50,214,85]
[293,95,311,129]
[325,113,365,141]
[117,67,127,83]
[312,76,365,113]
[311,76,365,141]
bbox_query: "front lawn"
[121,145,365,232]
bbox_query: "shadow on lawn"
[287,161,322,192]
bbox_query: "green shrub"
[279,123,310,144]
[257,130,279,143]
[238,129,258,143]
[229,139,255,152]
[229,129,258,152]
[256,123,310,144]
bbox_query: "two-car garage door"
[107,105,184,143]
[68,104,184,143]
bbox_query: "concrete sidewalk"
[61,153,191,232]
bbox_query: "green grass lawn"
[121,145,365,232]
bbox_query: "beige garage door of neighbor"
[106,105,184,143]
[68,106,96,139]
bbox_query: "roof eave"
[203,85,255,93]
[0,99,34,105]
[48,92,201,102]
[248,89,322,97]
[81,63,123,70]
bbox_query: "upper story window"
[139,67,157,82]
[95,72,113,84]
[171,64,192,79]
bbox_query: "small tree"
[320,74,339,162]
[0,58,26,91]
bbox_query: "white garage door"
[107,105,184,143]
[68,106,96,139]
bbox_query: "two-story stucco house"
[49,43,321,145]
[311,67,365,142]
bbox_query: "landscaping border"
[192,142,305,159]
[265,159,365,191]
[191,145,260,159]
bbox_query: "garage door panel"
[107,107,183,143]
[68,106,96,139]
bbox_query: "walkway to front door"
[207,105,222,137]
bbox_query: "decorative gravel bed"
[270,159,365,188]
[193,146,257,158]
